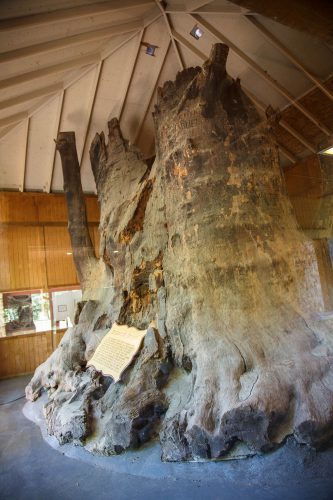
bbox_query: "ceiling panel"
[258,16,333,80]
[0,120,28,190]
[80,33,143,181]
[120,16,171,143]
[0,96,49,121]
[0,7,150,52]
[137,46,180,157]
[0,0,146,19]
[52,65,101,192]
[192,14,312,97]
[0,0,332,193]
[24,94,63,191]
[0,72,69,102]
[0,39,105,79]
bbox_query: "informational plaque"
[87,323,147,381]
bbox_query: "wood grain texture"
[0,225,47,291]
[0,331,52,378]
[0,192,99,224]
[26,44,333,461]
[43,225,79,287]
[0,329,66,378]
[0,192,99,291]
[284,154,333,237]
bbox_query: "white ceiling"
[0,0,332,193]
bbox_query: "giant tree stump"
[27,44,333,461]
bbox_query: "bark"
[27,44,333,461]
[55,132,104,297]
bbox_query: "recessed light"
[66,252,72,255]
[319,145,333,155]
[146,45,156,56]
[141,42,158,56]
[113,250,119,254]
[190,25,203,40]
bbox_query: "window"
[51,288,82,329]
[0,287,82,336]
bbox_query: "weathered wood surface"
[27,44,333,461]
[55,132,98,294]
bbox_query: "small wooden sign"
[87,323,147,381]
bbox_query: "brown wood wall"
[0,192,100,291]
[0,329,66,378]
[0,192,99,378]
[284,154,333,237]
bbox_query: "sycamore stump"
[26,44,333,461]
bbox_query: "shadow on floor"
[1,375,333,500]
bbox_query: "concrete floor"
[1,375,333,500]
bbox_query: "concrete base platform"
[1,375,333,500]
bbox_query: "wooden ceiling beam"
[134,39,171,144]
[119,30,145,122]
[100,8,161,60]
[0,31,148,145]
[279,120,317,154]
[0,20,142,64]
[0,83,63,111]
[224,0,333,47]
[171,29,207,61]
[191,14,332,136]
[0,0,153,31]
[0,53,99,91]
[155,1,185,70]
[0,111,28,128]
[0,123,19,141]
[166,9,244,14]
[79,62,104,167]
[80,30,146,167]
[279,145,298,164]
[0,95,56,140]
[20,118,30,192]
[0,11,161,141]
[244,89,317,153]
[185,0,213,10]
[245,15,333,103]
[46,90,65,193]
[166,2,245,14]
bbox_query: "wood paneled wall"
[0,329,66,378]
[0,192,99,224]
[44,225,78,287]
[0,192,100,291]
[0,226,47,290]
[284,154,333,237]
[0,192,98,377]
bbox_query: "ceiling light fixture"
[190,25,203,40]
[141,42,158,56]
[319,145,333,155]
